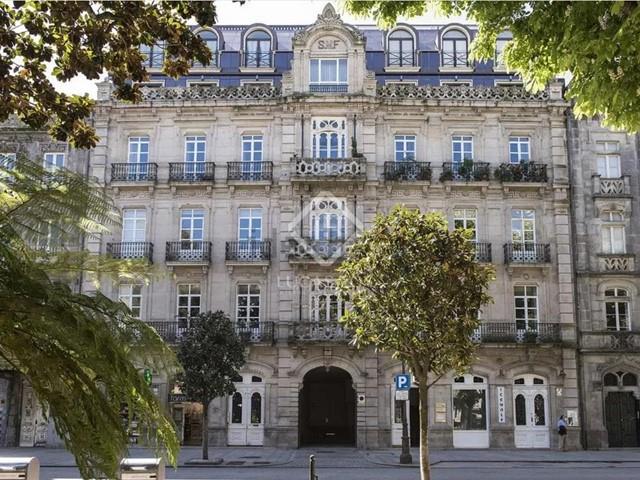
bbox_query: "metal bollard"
[308,454,318,480]
[0,458,39,480]
[118,458,164,480]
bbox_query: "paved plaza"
[2,446,639,480]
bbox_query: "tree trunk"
[417,375,431,480]
[202,400,209,460]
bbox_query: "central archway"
[299,366,356,445]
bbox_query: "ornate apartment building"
[1,4,637,451]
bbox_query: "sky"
[51,0,465,98]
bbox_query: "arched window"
[194,30,219,68]
[622,373,637,386]
[534,394,546,426]
[245,30,271,68]
[604,288,630,331]
[514,394,526,425]
[250,392,262,424]
[140,42,165,69]
[604,372,619,386]
[442,29,468,67]
[231,392,243,423]
[388,29,415,67]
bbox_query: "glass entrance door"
[513,376,550,448]
[227,376,265,446]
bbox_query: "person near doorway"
[557,415,568,451]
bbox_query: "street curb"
[363,455,640,468]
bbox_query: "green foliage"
[176,311,246,405]
[0,158,178,479]
[345,0,640,132]
[337,206,494,376]
[0,1,217,148]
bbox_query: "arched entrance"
[299,366,356,445]
[604,371,640,447]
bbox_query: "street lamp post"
[399,360,412,464]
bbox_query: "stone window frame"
[600,209,626,254]
[603,287,632,332]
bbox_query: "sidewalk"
[1,446,639,468]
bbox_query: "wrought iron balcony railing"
[290,322,352,343]
[169,162,215,182]
[504,243,551,264]
[494,162,548,183]
[383,161,432,181]
[309,84,348,93]
[293,157,365,178]
[165,241,212,263]
[440,162,490,182]
[111,163,158,182]
[106,242,153,262]
[225,240,271,262]
[226,162,273,182]
[288,238,348,261]
[473,242,492,262]
[146,320,275,344]
[471,322,562,344]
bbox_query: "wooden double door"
[606,391,640,447]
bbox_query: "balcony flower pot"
[439,169,454,182]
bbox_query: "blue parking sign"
[395,374,411,390]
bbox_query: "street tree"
[345,1,640,132]
[337,207,494,480]
[0,158,178,479]
[176,311,246,460]
[0,1,217,148]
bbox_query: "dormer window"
[193,30,219,68]
[495,33,512,70]
[309,58,347,93]
[245,30,272,68]
[441,29,468,68]
[140,42,165,69]
[388,29,415,67]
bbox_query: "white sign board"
[395,390,409,401]
[497,386,506,423]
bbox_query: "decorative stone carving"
[602,256,631,271]
[377,84,550,102]
[599,178,625,195]
[291,3,365,46]
[610,332,637,351]
[137,85,282,102]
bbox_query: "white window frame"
[309,58,348,85]
[238,208,263,241]
[236,284,261,325]
[186,80,220,87]
[452,135,474,162]
[310,198,347,241]
[119,284,143,319]
[440,80,473,87]
[511,209,536,244]
[128,136,150,164]
[310,279,345,323]
[43,152,65,171]
[604,288,631,331]
[514,285,538,331]
[596,141,621,178]
[242,135,263,163]
[441,29,469,68]
[185,136,206,163]
[180,209,205,243]
[453,208,477,241]
[385,79,419,86]
[387,28,415,67]
[122,209,146,242]
[509,137,531,164]
[177,283,201,321]
[239,80,274,87]
[311,118,347,159]
[602,211,626,254]
[394,135,416,161]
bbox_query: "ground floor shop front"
[194,345,582,450]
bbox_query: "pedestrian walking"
[557,415,568,451]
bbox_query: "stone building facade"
[85,4,582,450]
[568,119,640,448]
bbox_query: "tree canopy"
[0,158,178,479]
[345,1,640,132]
[337,206,494,480]
[0,1,217,148]
[176,311,246,460]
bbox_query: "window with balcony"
[395,135,416,161]
[441,29,468,68]
[43,152,65,171]
[182,135,207,179]
[140,42,165,69]
[311,198,347,241]
[605,288,630,331]
[180,209,204,243]
[511,209,535,244]
[388,29,415,67]
[310,58,347,92]
[193,30,218,68]
[241,135,264,179]
[514,285,538,331]
[602,211,626,254]
[177,284,201,321]
[597,141,621,178]
[238,208,262,242]
[311,118,347,159]
[245,30,271,68]
[237,284,260,325]
[454,208,477,241]
[119,284,142,319]
[452,135,473,162]
[310,279,345,323]
[509,137,530,164]
[122,209,146,243]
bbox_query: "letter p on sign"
[395,374,411,390]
